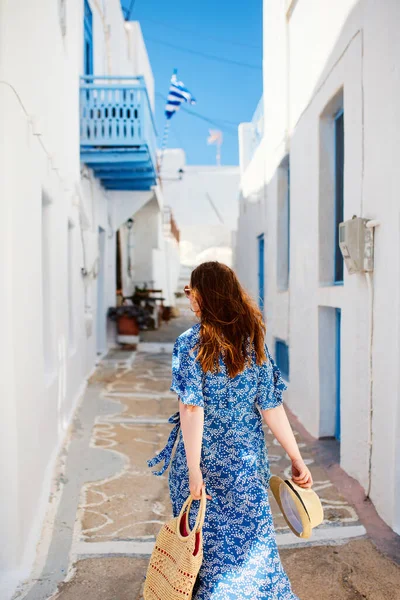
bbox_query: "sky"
[131,0,263,166]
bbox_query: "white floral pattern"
[147,323,299,599]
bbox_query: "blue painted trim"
[98,172,153,180]
[334,108,344,284]
[319,280,344,288]
[103,181,154,191]
[83,0,93,76]
[275,338,289,381]
[257,233,265,311]
[335,308,342,440]
[81,75,147,80]
[80,153,151,166]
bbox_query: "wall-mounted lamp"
[126,218,134,277]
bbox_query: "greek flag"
[165,70,196,120]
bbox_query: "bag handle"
[177,486,207,538]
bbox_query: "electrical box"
[339,216,374,274]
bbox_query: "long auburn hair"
[190,261,267,378]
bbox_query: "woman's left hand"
[189,467,212,500]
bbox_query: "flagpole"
[157,119,170,175]
[216,140,221,166]
[159,69,195,178]
[208,130,223,166]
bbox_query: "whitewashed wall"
[236,0,400,533]
[0,1,160,595]
[161,150,240,268]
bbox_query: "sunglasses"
[183,286,192,298]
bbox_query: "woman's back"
[147,261,306,599]
[156,321,298,599]
[170,322,287,491]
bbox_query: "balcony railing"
[80,75,157,191]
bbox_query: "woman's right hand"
[189,468,212,501]
[291,458,313,488]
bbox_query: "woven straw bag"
[143,486,207,599]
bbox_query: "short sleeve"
[255,343,288,410]
[170,337,204,407]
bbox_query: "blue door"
[84,0,93,75]
[335,308,342,440]
[257,234,265,311]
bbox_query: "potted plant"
[107,304,143,336]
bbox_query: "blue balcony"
[80,76,157,191]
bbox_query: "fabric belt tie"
[147,410,180,476]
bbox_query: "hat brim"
[269,476,313,539]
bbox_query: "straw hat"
[269,476,324,539]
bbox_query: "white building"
[0,0,179,594]
[161,149,240,268]
[235,0,400,533]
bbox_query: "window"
[319,90,344,285]
[277,155,290,291]
[257,233,265,311]
[84,0,93,76]
[334,109,344,283]
[275,339,289,381]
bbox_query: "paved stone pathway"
[14,307,400,600]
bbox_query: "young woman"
[148,261,312,599]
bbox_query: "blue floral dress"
[147,322,299,600]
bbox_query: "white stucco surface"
[0,1,178,595]
[161,149,240,267]
[236,0,400,533]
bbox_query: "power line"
[140,16,261,50]
[145,36,262,70]
[205,191,224,224]
[180,106,238,135]
[155,93,238,137]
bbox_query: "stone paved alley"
[15,306,400,600]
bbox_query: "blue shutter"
[334,109,344,283]
[84,0,93,76]
[275,339,289,381]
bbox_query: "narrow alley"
[15,305,400,600]
[3,1,400,599]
